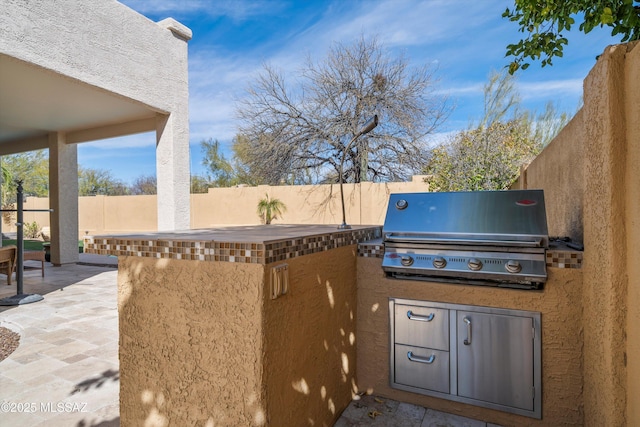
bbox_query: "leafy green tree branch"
[503,0,640,73]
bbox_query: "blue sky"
[78,0,617,185]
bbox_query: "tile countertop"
[84,224,382,264]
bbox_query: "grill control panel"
[382,247,547,288]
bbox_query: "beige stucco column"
[156,112,190,231]
[48,132,79,265]
[154,19,191,232]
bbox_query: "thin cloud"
[437,83,484,96]
[120,0,286,22]
[519,79,584,100]
[80,133,156,150]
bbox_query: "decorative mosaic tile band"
[546,250,583,269]
[84,238,217,261]
[263,228,381,264]
[84,227,382,265]
[357,242,384,258]
[358,243,583,269]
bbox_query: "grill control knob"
[400,255,414,266]
[433,256,447,269]
[395,199,409,210]
[505,260,522,273]
[468,258,483,271]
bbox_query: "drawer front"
[394,304,449,350]
[393,344,449,393]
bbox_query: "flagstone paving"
[0,260,119,427]
[0,256,495,427]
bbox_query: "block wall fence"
[2,176,430,237]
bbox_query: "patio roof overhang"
[0,53,161,156]
[0,1,193,264]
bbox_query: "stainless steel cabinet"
[389,298,541,419]
[457,311,535,411]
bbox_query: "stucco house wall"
[0,0,191,248]
[1,0,187,115]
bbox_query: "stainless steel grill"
[381,190,549,289]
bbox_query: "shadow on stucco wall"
[117,246,359,426]
[117,256,266,425]
[262,245,359,426]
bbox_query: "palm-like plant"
[257,194,286,225]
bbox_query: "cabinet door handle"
[463,317,472,345]
[406,310,435,322]
[407,351,435,364]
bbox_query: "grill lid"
[383,190,549,248]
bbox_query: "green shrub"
[24,221,41,239]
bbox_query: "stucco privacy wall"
[192,179,428,227]
[511,110,585,243]
[582,43,629,427]
[625,40,640,427]
[356,261,583,426]
[517,41,639,426]
[0,0,191,231]
[13,178,428,236]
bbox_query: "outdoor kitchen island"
[357,239,584,426]
[84,225,381,426]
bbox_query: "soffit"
[0,54,158,147]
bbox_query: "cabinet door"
[456,311,535,411]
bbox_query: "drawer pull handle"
[463,317,472,345]
[406,310,434,322]
[407,351,435,364]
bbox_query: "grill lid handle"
[384,233,543,247]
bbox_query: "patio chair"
[0,245,17,285]
[23,250,46,277]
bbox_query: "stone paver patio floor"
[0,260,119,427]
[0,257,493,427]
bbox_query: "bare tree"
[130,175,157,195]
[236,36,450,185]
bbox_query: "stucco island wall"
[102,226,380,426]
[118,256,266,426]
[356,256,583,427]
[263,245,358,426]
